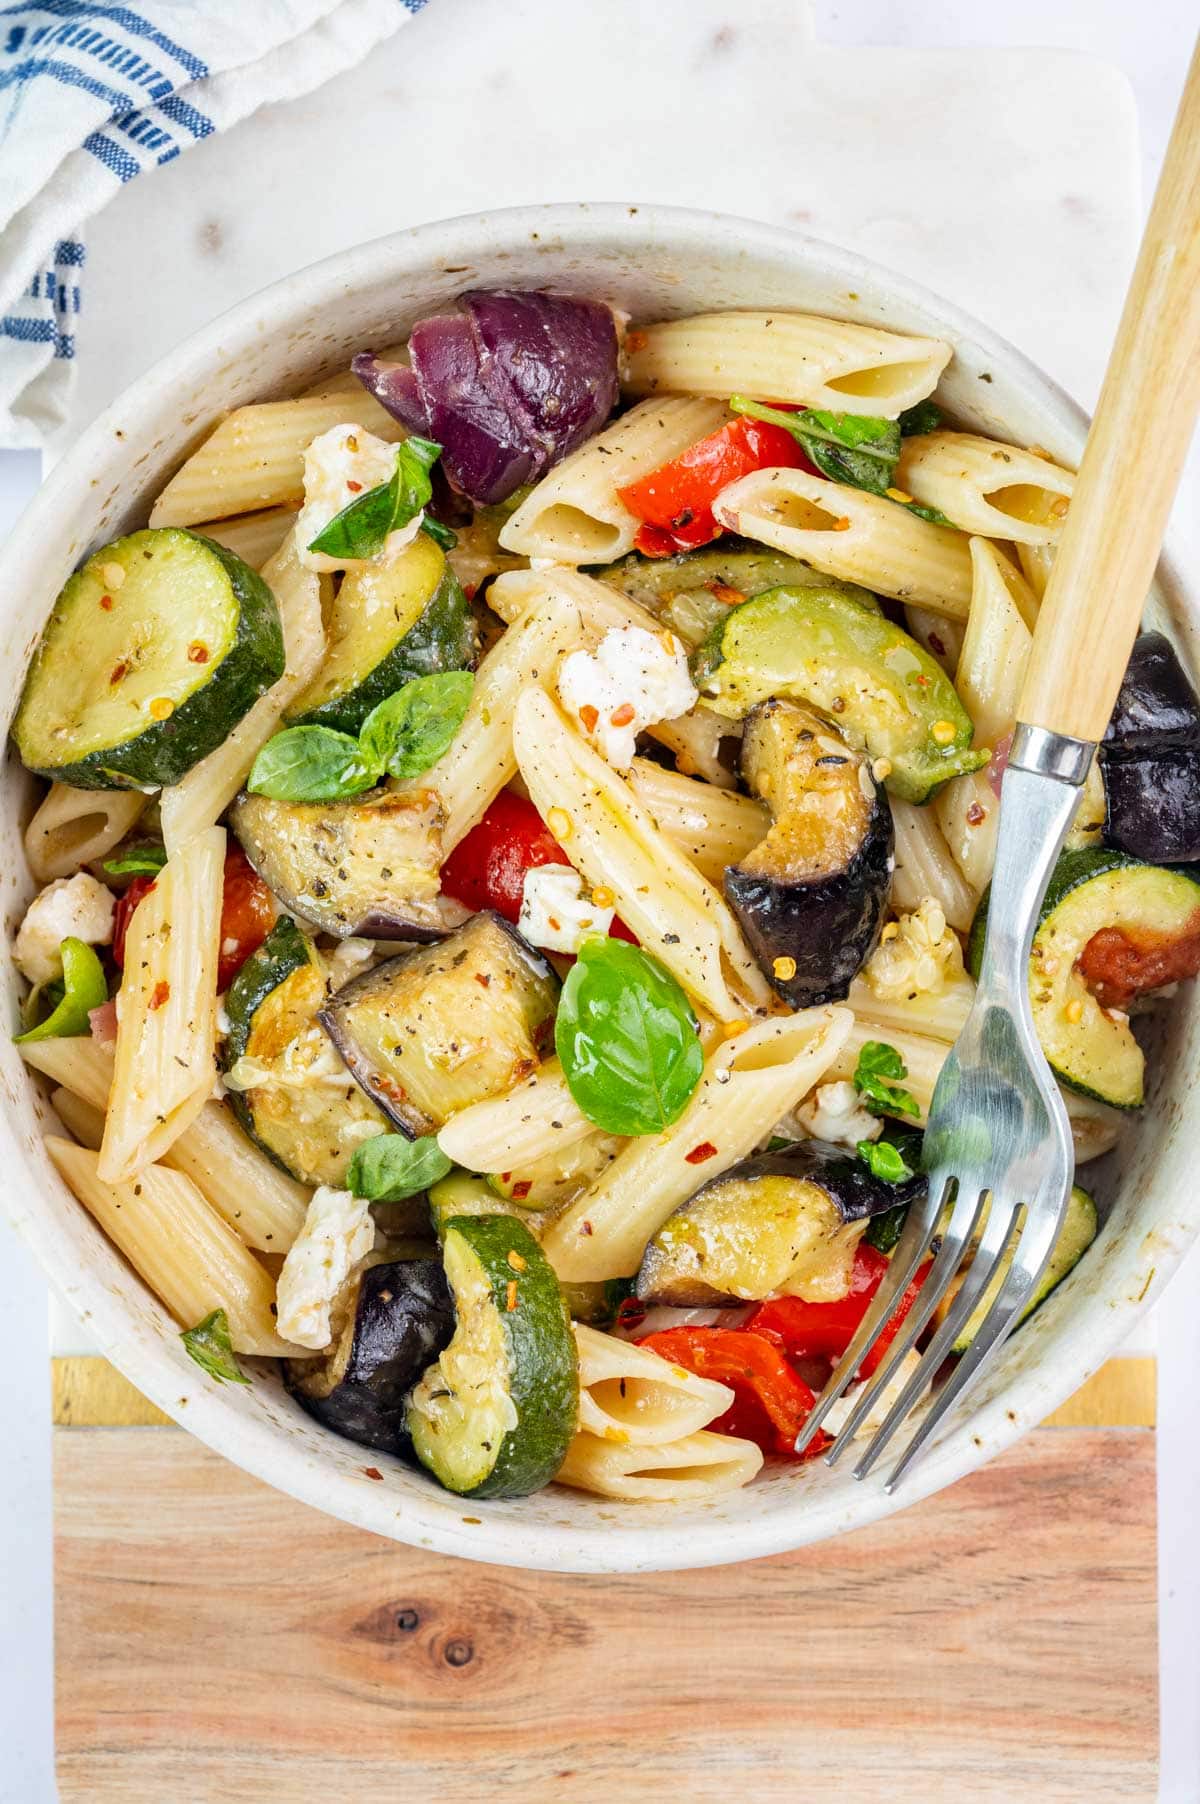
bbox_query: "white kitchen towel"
[0,0,427,448]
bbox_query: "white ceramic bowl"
[4,204,1196,1573]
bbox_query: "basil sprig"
[15,937,108,1044]
[307,434,443,561]
[181,1308,248,1384]
[555,937,704,1136]
[730,393,955,525]
[348,1132,451,1202]
[247,670,473,802]
[103,842,168,876]
[857,1137,914,1182]
[852,1040,921,1122]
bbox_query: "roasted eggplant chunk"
[725,698,893,1007]
[230,785,468,940]
[637,1140,923,1306]
[1101,632,1200,862]
[285,1257,454,1452]
[320,911,559,1136]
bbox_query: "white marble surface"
[1,2,1197,1797]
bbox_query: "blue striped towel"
[0,0,428,448]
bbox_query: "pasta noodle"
[149,392,403,527]
[933,772,999,895]
[99,826,225,1183]
[192,506,298,570]
[620,311,951,416]
[23,783,146,884]
[498,397,729,563]
[954,539,1035,745]
[161,533,326,853]
[713,467,974,618]
[895,431,1074,546]
[1017,541,1054,601]
[437,1059,593,1171]
[556,1428,763,1500]
[45,1137,302,1356]
[574,1323,733,1444]
[513,687,771,1022]
[20,1033,115,1111]
[890,797,978,931]
[904,604,965,675]
[541,1007,853,1281]
[847,971,974,1045]
[626,758,768,883]
[50,1085,105,1150]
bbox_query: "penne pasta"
[713,467,974,618]
[890,797,978,931]
[420,590,587,851]
[192,506,298,570]
[513,687,771,1022]
[895,431,1074,546]
[499,397,729,563]
[824,1018,949,1123]
[621,310,951,417]
[158,1100,311,1253]
[99,826,225,1183]
[955,539,1035,745]
[541,1007,853,1281]
[161,533,325,853]
[149,392,403,527]
[45,1137,301,1357]
[50,1085,105,1150]
[574,1323,734,1444]
[933,771,999,896]
[556,1428,763,1500]
[1017,540,1054,601]
[23,782,146,884]
[627,758,768,883]
[20,1033,115,1112]
[437,1058,593,1170]
[847,971,975,1045]
[904,604,965,676]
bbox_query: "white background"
[1,3,1197,1798]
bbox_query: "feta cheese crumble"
[275,1186,377,1350]
[14,873,115,985]
[297,423,421,573]
[518,863,615,955]
[558,624,698,769]
[795,1079,881,1148]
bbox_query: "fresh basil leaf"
[15,937,108,1044]
[103,842,168,876]
[359,671,474,780]
[181,1309,249,1385]
[247,725,378,802]
[799,408,899,457]
[348,1132,451,1202]
[857,1138,914,1183]
[852,1039,921,1121]
[902,499,955,527]
[420,516,458,551]
[730,394,900,497]
[899,400,941,437]
[804,436,893,495]
[555,937,704,1136]
[865,1202,909,1254]
[307,434,443,561]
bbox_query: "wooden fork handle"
[1018,36,1200,744]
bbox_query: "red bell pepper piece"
[618,415,813,557]
[638,1325,826,1459]
[746,1244,933,1379]
[215,845,276,990]
[111,874,156,970]
[440,789,635,948]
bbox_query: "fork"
[795,34,1200,1490]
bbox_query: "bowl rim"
[4,199,1193,1572]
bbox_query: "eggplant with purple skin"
[636,1140,925,1307]
[285,1257,454,1452]
[724,697,893,1007]
[353,290,620,506]
[320,911,559,1137]
[229,786,469,941]
[1101,631,1200,862]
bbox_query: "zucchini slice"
[427,1172,566,1241]
[969,849,1200,1108]
[951,1185,1098,1352]
[320,912,559,1137]
[693,584,986,803]
[407,1214,578,1499]
[284,536,477,735]
[230,785,467,941]
[597,542,879,647]
[13,529,284,789]
[221,916,388,1185]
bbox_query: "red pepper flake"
[505,1280,519,1312]
[670,507,695,530]
[929,632,946,657]
[709,583,746,607]
[187,641,210,664]
[615,1296,647,1333]
[966,801,986,826]
[99,594,114,611]
[362,1466,384,1481]
[109,661,129,685]
[581,1220,594,1237]
[346,479,363,493]
[474,971,491,988]
[510,1180,532,1201]
[148,981,170,1011]
[686,1141,718,1165]
[579,703,600,732]
[463,582,478,601]
[610,702,636,728]
[626,329,648,352]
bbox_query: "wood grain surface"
[55,1425,1157,1803]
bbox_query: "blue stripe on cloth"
[0,2,207,80]
[0,54,135,109]
[81,126,138,180]
[55,331,75,358]
[1,34,177,102]
[53,241,86,265]
[116,107,172,151]
[156,90,212,139]
[1,316,55,342]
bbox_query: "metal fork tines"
[794,726,1095,1489]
